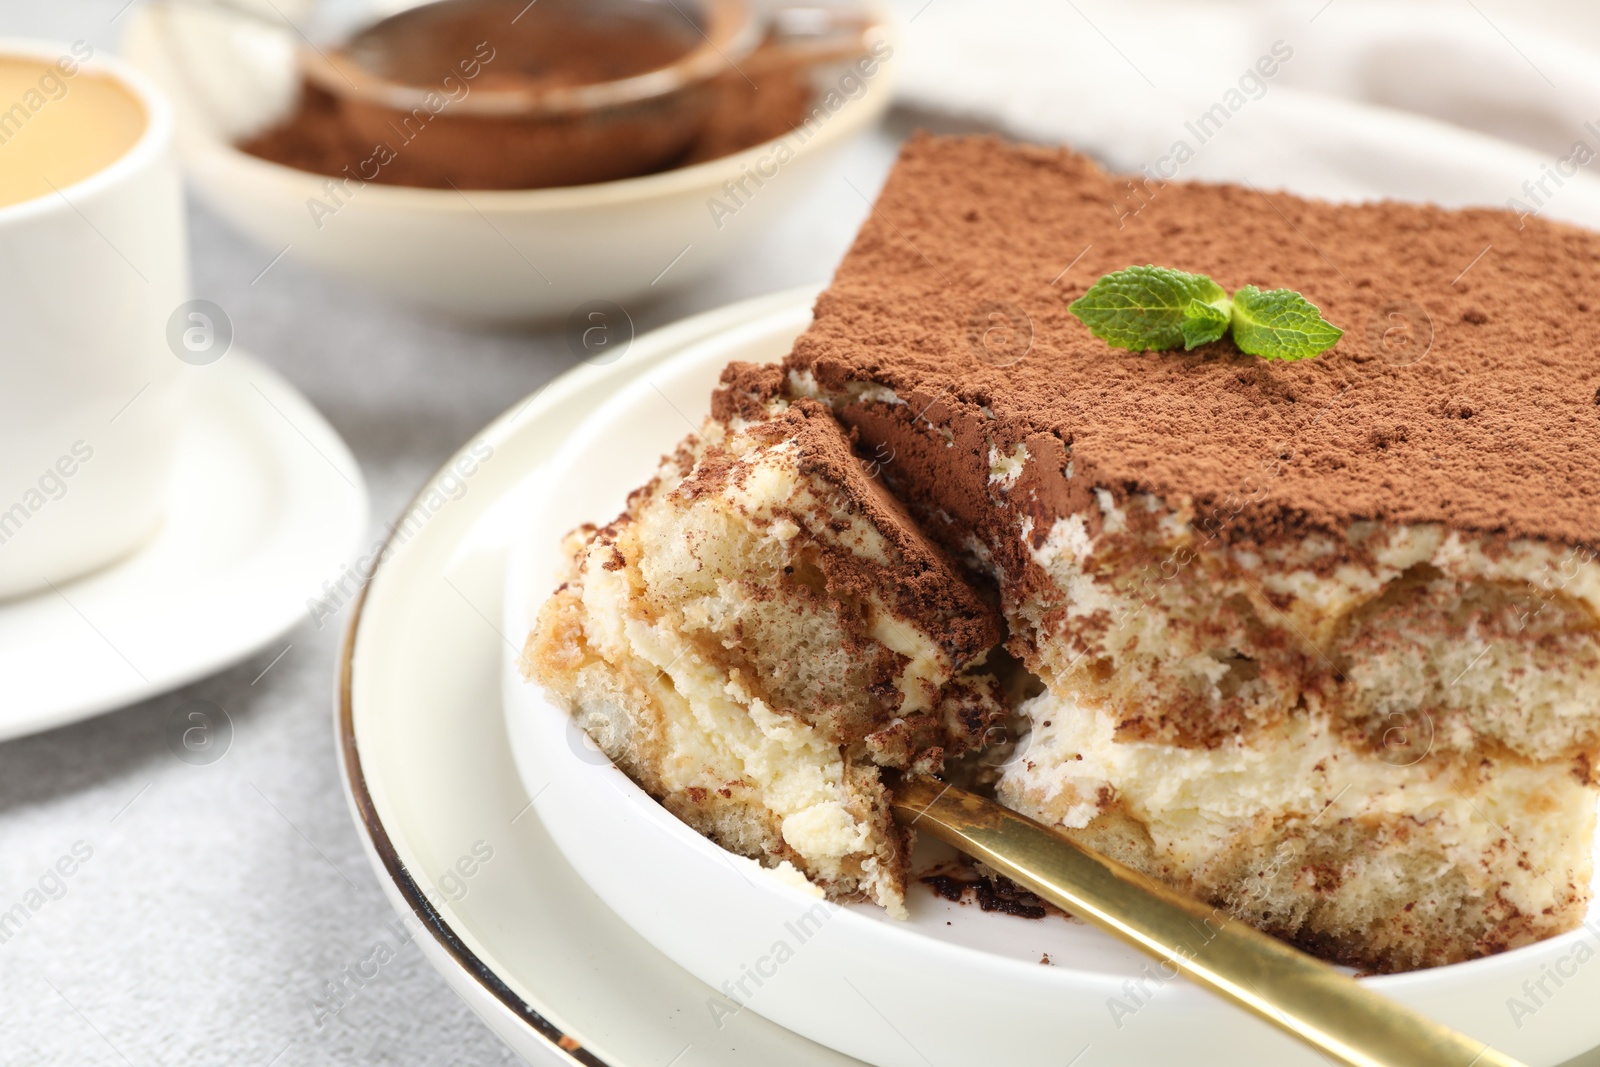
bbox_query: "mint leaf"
[1180,297,1231,350]
[1229,285,1343,360]
[1068,265,1229,351]
[1068,265,1343,361]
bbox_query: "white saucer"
[0,350,368,740]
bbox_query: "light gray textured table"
[0,3,903,1063]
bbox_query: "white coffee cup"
[0,40,191,601]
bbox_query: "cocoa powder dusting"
[785,134,1600,552]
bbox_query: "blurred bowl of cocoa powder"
[122,0,895,323]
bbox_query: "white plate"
[338,285,1600,1067]
[339,91,1600,1066]
[0,350,367,740]
[502,296,1600,1067]
[339,289,865,1066]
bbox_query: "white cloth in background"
[890,0,1600,226]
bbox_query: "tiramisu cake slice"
[773,135,1600,970]
[526,133,1600,972]
[524,394,1005,915]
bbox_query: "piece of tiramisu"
[771,134,1600,971]
[524,394,1005,915]
[526,133,1600,972]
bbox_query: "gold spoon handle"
[890,776,1526,1067]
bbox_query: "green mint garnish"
[1228,285,1345,360]
[1064,265,1228,352]
[1179,296,1231,350]
[1068,265,1342,360]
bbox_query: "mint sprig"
[1068,265,1342,361]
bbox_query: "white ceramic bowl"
[501,294,1600,1067]
[120,6,895,323]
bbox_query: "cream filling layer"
[998,688,1593,920]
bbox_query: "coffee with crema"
[0,50,145,209]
